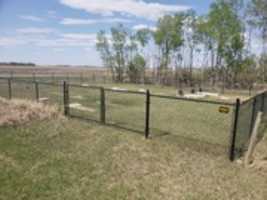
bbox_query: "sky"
[0,0,215,66]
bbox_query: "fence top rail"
[151,94,235,106]
[69,83,102,90]
[0,77,242,106]
[104,87,146,95]
[0,77,63,86]
[241,90,267,106]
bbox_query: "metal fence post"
[229,98,240,161]
[249,97,257,135]
[32,73,36,82]
[80,73,83,85]
[8,78,12,100]
[52,73,55,83]
[100,87,106,123]
[145,90,151,139]
[35,81,39,102]
[63,81,70,116]
[9,71,13,79]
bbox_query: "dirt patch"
[69,103,95,112]
[0,97,61,126]
[72,95,83,100]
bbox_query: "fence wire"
[105,89,146,133]
[2,77,267,160]
[234,99,254,156]
[11,80,35,100]
[68,85,101,121]
[234,92,267,158]
[150,96,233,154]
[38,82,63,108]
[0,79,9,98]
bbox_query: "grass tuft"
[0,97,62,127]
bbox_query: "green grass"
[0,118,267,199]
[0,79,234,149]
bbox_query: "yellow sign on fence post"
[219,106,230,114]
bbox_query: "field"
[0,77,235,153]
[1,117,267,200]
[0,64,264,98]
[0,69,267,199]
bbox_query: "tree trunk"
[189,46,194,88]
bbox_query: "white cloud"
[53,48,65,52]
[61,17,132,25]
[59,0,190,21]
[19,15,44,22]
[0,37,27,46]
[16,28,56,35]
[35,38,94,47]
[61,33,97,41]
[0,30,97,48]
[133,24,157,31]
[32,33,97,47]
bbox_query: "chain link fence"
[68,84,101,122]
[233,92,267,159]
[0,78,9,99]
[105,89,146,133]
[150,95,233,155]
[1,77,267,161]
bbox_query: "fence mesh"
[234,99,254,156]
[105,90,145,133]
[69,85,101,121]
[234,92,267,158]
[1,77,267,160]
[0,79,9,98]
[11,80,35,100]
[150,96,233,153]
[38,82,63,109]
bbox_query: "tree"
[135,28,151,48]
[127,28,151,83]
[198,1,245,91]
[154,14,184,84]
[197,16,218,86]
[248,0,267,53]
[183,10,200,87]
[97,24,150,83]
[96,30,115,80]
[259,53,267,83]
[110,24,128,82]
[127,54,146,83]
[248,0,267,83]
[237,56,257,95]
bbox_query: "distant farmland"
[0,65,108,78]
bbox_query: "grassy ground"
[0,118,267,200]
[0,79,234,149]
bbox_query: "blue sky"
[0,0,214,66]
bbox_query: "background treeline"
[96,0,267,93]
[0,62,36,67]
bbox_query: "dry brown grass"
[0,115,267,199]
[250,136,267,172]
[0,97,61,126]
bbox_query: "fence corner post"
[229,98,240,161]
[145,89,150,139]
[63,81,70,116]
[100,87,106,124]
[8,78,12,100]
